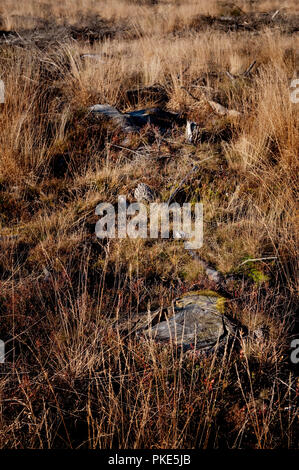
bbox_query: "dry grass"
[0,0,298,449]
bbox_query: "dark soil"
[188,11,299,35]
[0,14,132,49]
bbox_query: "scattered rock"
[187,251,224,284]
[208,100,242,118]
[129,107,184,129]
[185,121,200,143]
[89,104,184,133]
[136,291,238,353]
[89,104,139,132]
[173,230,189,240]
[181,86,242,120]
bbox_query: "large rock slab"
[142,292,235,352]
[89,104,184,133]
[144,294,226,348]
[118,291,238,354]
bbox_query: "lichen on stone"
[141,291,235,352]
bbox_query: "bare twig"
[181,86,242,117]
[226,60,257,80]
[180,85,201,103]
[271,10,280,20]
[243,60,257,77]
[226,71,237,81]
[237,257,278,268]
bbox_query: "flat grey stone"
[139,292,237,352]
[89,104,139,132]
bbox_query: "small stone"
[42,268,51,281]
[185,121,200,143]
[208,100,241,118]
[252,327,268,342]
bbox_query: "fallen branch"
[226,71,237,81]
[271,10,280,20]
[243,60,257,77]
[181,86,242,118]
[226,60,257,81]
[208,100,242,117]
[237,257,278,268]
[180,85,201,103]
